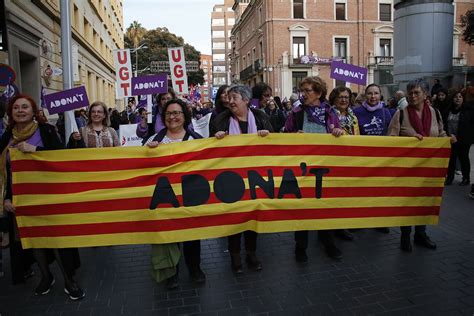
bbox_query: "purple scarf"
[362,101,384,112]
[229,109,258,134]
[304,102,330,125]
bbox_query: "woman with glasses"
[284,76,345,262]
[136,88,176,140]
[68,101,119,148]
[387,78,447,252]
[329,86,359,136]
[143,99,205,289]
[210,84,273,274]
[252,82,273,110]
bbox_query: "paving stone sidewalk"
[1,155,473,316]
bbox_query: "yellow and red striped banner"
[11,134,450,249]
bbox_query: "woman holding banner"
[387,78,447,252]
[210,84,273,274]
[0,94,85,300]
[136,88,176,140]
[284,77,344,262]
[68,101,119,148]
[144,98,205,289]
[353,83,392,235]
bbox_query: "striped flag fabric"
[10,134,450,249]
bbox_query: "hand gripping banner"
[10,134,450,249]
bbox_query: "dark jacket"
[265,107,286,132]
[284,102,340,133]
[449,101,474,145]
[142,127,203,145]
[209,108,274,136]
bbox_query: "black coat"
[450,101,474,145]
[209,108,274,136]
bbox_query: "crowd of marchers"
[0,76,473,296]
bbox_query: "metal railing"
[240,64,254,81]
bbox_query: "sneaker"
[64,283,85,300]
[189,267,206,284]
[34,275,55,295]
[165,274,179,290]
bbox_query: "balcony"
[240,64,254,81]
[375,56,394,65]
[254,59,263,72]
[453,57,467,66]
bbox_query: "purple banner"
[330,61,368,85]
[300,56,344,65]
[131,74,168,96]
[44,86,89,115]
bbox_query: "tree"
[124,26,204,86]
[461,9,474,45]
[125,21,146,48]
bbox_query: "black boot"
[295,247,308,263]
[414,233,437,249]
[459,178,470,186]
[245,252,262,271]
[335,229,354,241]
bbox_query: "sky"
[123,0,219,55]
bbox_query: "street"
[1,150,473,316]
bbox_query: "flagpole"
[60,0,78,145]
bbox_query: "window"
[214,7,222,12]
[293,0,304,19]
[336,3,346,20]
[202,60,208,65]
[379,3,391,21]
[213,54,225,61]
[292,72,307,92]
[227,18,235,26]
[213,66,226,73]
[213,42,225,49]
[379,39,391,56]
[212,19,224,26]
[213,77,226,85]
[334,38,347,59]
[293,37,306,59]
[212,31,225,38]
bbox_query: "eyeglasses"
[300,89,314,94]
[337,96,350,100]
[165,111,184,117]
[263,93,272,98]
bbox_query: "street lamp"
[131,42,148,76]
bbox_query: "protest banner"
[330,61,368,85]
[168,47,188,96]
[119,123,143,146]
[113,49,132,97]
[44,86,89,115]
[11,134,450,249]
[131,74,168,96]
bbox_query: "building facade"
[211,0,236,88]
[230,0,473,99]
[200,53,212,102]
[1,0,123,111]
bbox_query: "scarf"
[362,101,384,112]
[305,102,329,125]
[228,108,258,135]
[1,121,38,205]
[81,126,116,148]
[407,102,432,137]
[334,107,357,135]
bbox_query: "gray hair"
[228,84,252,102]
[407,78,430,94]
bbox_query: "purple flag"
[44,86,89,115]
[131,74,168,96]
[330,61,368,86]
[192,85,201,102]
